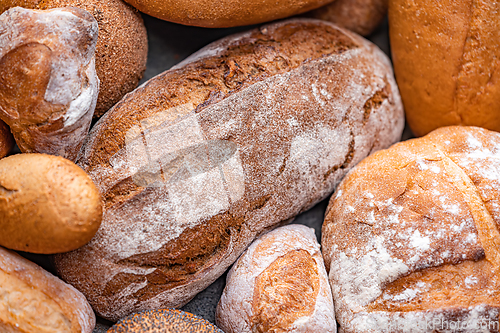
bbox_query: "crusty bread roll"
[53,18,404,320]
[0,120,14,159]
[389,0,500,137]
[108,309,223,332]
[121,0,335,27]
[0,7,99,161]
[216,224,336,333]
[0,246,95,332]
[307,0,388,36]
[0,154,102,254]
[0,0,148,118]
[323,126,500,332]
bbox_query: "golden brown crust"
[0,120,14,159]
[0,154,102,254]
[307,0,388,36]
[323,126,500,332]
[1,0,148,118]
[389,0,500,136]
[53,19,403,320]
[0,246,95,333]
[0,7,99,161]
[107,309,223,332]
[122,0,335,27]
[252,249,320,333]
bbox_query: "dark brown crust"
[53,19,403,320]
[121,0,336,27]
[1,0,148,118]
[307,0,388,36]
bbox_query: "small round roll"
[107,309,223,332]
[0,153,102,254]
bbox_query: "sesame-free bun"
[323,126,500,332]
[1,0,148,118]
[121,0,335,27]
[108,309,223,332]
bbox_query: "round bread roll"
[53,18,403,320]
[0,246,95,333]
[0,120,14,159]
[307,0,388,36]
[120,0,335,27]
[0,7,99,161]
[0,154,102,254]
[107,309,223,332]
[323,126,500,332]
[389,0,500,136]
[0,0,148,118]
[216,225,336,333]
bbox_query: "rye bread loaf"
[323,126,500,332]
[307,0,388,36]
[53,18,404,320]
[216,225,336,333]
[0,246,95,332]
[389,0,500,136]
[0,7,99,161]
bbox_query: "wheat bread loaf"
[0,246,95,333]
[323,126,500,332]
[0,7,99,161]
[0,0,148,118]
[53,18,404,320]
[216,224,336,333]
[389,0,500,136]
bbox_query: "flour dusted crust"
[307,0,388,36]
[0,7,98,161]
[0,247,95,332]
[216,225,336,333]
[121,0,335,27]
[389,0,500,136]
[323,126,500,332]
[53,19,404,320]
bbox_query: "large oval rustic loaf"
[54,19,404,320]
[323,126,500,332]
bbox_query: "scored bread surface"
[323,126,500,332]
[54,18,404,320]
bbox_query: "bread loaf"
[0,0,148,118]
[108,309,223,332]
[0,120,14,159]
[216,224,336,333]
[53,18,404,320]
[0,246,95,332]
[0,154,102,254]
[120,0,335,27]
[389,0,500,136]
[0,7,99,161]
[323,126,500,332]
[307,0,388,36]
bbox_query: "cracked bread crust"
[53,19,404,321]
[216,225,336,333]
[0,7,99,161]
[0,247,95,333]
[323,126,500,332]
[389,0,500,137]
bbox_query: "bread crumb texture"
[323,126,500,332]
[107,309,223,333]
